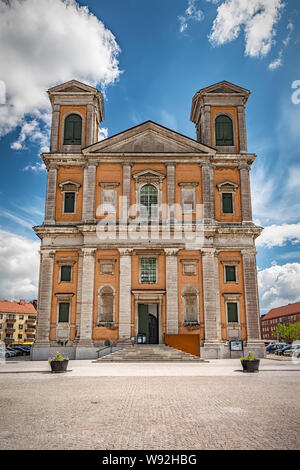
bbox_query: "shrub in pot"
[240,351,260,373]
[49,351,69,373]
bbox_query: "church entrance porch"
[138,304,158,344]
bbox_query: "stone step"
[95,345,204,362]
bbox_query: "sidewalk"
[1,357,300,377]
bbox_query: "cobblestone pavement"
[0,361,299,450]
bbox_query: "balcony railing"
[5,328,15,333]
[25,328,35,333]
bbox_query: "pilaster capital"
[238,162,250,171]
[48,162,59,171]
[165,161,177,168]
[241,248,257,257]
[121,161,133,167]
[199,158,214,168]
[118,247,133,256]
[164,248,179,257]
[201,248,216,257]
[80,247,96,257]
[39,249,56,259]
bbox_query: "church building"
[32,79,264,360]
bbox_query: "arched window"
[215,115,234,146]
[140,184,158,217]
[98,286,115,325]
[182,285,199,325]
[63,114,82,145]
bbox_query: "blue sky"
[0,0,300,313]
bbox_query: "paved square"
[0,359,299,450]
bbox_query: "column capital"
[201,248,216,256]
[39,249,56,259]
[48,162,59,171]
[121,161,133,167]
[238,162,251,171]
[241,248,257,257]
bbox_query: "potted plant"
[49,351,69,373]
[240,351,260,373]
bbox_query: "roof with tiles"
[262,301,300,321]
[0,300,37,315]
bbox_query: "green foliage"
[48,351,69,362]
[240,351,259,361]
[272,322,300,343]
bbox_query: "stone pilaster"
[118,248,133,339]
[237,105,247,153]
[242,250,261,338]
[239,163,253,223]
[200,162,214,224]
[34,250,55,346]
[122,163,132,220]
[201,248,223,358]
[165,248,179,334]
[74,250,83,344]
[86,103,94,147]
[82,161,97,223]
[203,105,212,147]
[44,163,58,225]
[77,248,96,347]
[49,104,60,152]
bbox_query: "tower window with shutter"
[58,303,70,323]
[63,114,82,145]
[222,193,233,214]
[215,115,234,146]
[64,192,75,213]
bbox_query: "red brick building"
[260,301,300,340]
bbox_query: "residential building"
[0,300,37,345]
[261,301,300,340]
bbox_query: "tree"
[272,322,300,343]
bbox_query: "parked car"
[11,346,29,356]
[6,346,22,356]
[5,349,16,358]
[266,343,281,353]
[283,345,300,357]
[274,344,289,355]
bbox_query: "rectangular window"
[227,303,238,323]
[60,265,72,282]
[19,315,24,320]
[58,303,70,323]
[19,324,23,330]
[140,258,157,283]
[222,193,233,214]
[18,334,22,339]
[225,265,236,282]
[64,192,75,213]
[0,324,2,329]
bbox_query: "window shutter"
[227,303,238,323]
[222,193,233,213]
[63,114,82,145]
[58,303,70,323]
[64,192,75,213]
[225,266,236,282]
[61,266,71,282]
[215,115,234,146]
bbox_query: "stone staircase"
[94,344,204,362]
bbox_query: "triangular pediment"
[198,81,250,97]
[83,121,215,155]
[48,79,98,94]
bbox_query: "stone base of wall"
[31,345,99,361]
[201,342,227,359]
[243,341,266,358]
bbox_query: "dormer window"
[63,114,82,145]
[215,115,234,146]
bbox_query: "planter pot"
[50,360,69,373]
[241,359,260,373]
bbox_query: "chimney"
[19,299,25,305]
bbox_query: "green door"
[138,304,149,342]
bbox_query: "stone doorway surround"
[132,290,165,344]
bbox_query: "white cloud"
[268,50,283,70]
[178,0,204,33]
[98,127,109,141]
[23,161,47,173]
[258,262,300,312]
[0,0,121,150]
[0,230,40,301]
[209,0,285,57]
[256,223,300,248]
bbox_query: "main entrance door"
[138,304,158,344]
